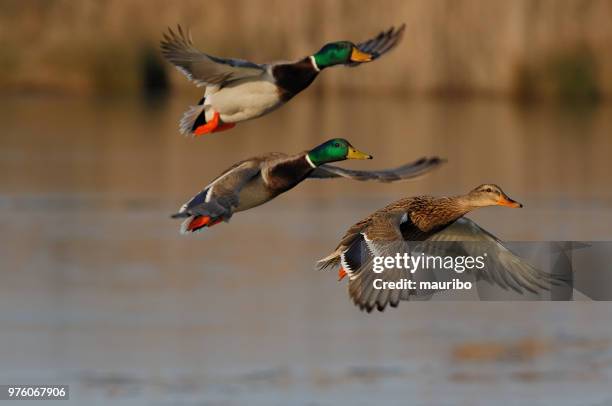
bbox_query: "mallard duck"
[171,138,443,233]
[316,184,566,312]
[160,25,405,137]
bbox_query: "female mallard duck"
[172,138,443,233]
[317,184,566,312]
[160,25,405,136]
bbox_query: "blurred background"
[1,0,612,404]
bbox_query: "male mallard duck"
[317,184,566,312]
[160,25,405,136]
[171,138,443,233]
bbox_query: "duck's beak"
[350,47,373,62]
[346,146,373,160]
[497,196,523,208]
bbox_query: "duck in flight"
[171,138,443,233]
[160,25,405,137]
[316,184,567,312]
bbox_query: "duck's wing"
[346,24,406,67]
[315,198,414,271]
[424,218,567,294]
[316,209,417,312]
[171,159,262,222]
[308,157,444,182]
[161,25,267,87]
[334,214,568,312]
[345,211,447,312]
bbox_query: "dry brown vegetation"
[1,0,611,100]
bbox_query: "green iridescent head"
[312,41,374,69]
[307,138,372,166]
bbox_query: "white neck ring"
[305,154,317,168]
[309,56,321,72]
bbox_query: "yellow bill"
[350,47,373,62]
[347,146,373,160]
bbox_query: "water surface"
[1,94,611,405]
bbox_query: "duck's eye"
[485,188,492,193]
[334,143,340,148]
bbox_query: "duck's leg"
[338,267,348,281]
[186,215,223,232]
[193,111,221,136]
[194,112,236,135]
[186,215,211,231]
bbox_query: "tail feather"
[179,104,207,136]
[315,250,341,271]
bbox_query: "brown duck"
[317,184,565,312]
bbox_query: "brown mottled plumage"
[317,184,567,312]
[319,195,473,259]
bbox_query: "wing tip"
[160,24,194,57]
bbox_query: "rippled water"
[1,94,611,405]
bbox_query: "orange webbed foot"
[193,111,220,136]
[187,216,211,231]
[186,216,223,232]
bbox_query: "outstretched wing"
[344,213,421,312]
[347,24,406,67]
[160,25,267,87]
[425,218,568,293]
[309,157,444,182]
[333,216,569,312]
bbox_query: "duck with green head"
[161,25,405,137]
[172,138,443,233]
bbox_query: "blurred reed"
[1,0,611,103]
